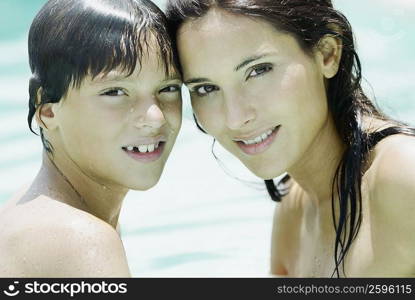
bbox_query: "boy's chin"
[128,176,162,191]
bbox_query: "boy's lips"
[122,141,166,162]
[122,135,167,148]
[121,135,167,163]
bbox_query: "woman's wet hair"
[28,0,178,153]
[166,0,415,277]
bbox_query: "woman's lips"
[122,142,165,162]
[235,126,280,155]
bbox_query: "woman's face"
[48,45,182,190]
[178,9,331,179]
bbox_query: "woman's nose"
[223,94,256,130]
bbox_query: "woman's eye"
[247,64,273,79]
[194,85,218,96]
[159,85,180,93]
[101,88,126,96]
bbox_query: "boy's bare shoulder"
[0,196,130,277]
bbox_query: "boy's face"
[49,51,182,190]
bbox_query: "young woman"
[0,0,182,277]
[166,0,415,277]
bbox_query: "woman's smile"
[234,125,281,155]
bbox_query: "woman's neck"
[287,115,345,208]
[36,151,128,228]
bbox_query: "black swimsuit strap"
[367,126,415,150]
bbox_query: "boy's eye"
[159,85,181,93]
[194,84,218,96]
[101,88,126,96]
[247,64,273,79]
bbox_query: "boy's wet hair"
[28,0,178,153]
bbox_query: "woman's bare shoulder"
[365,133,415,196]
[270,178,305,275]
[0,196,130,277]
[363,133,415,274]
[274,178,306,219]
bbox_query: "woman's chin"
[244,162,286,181]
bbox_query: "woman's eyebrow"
[184,52,278,85]
[234,52,277,71]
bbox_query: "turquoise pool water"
[0,0,414,276]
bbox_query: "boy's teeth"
[138,145,148,153]
[261,133,268,140]
[125,143,158,153]
[254,136,262,143]
[155,142,160,149]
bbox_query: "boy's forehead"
[91,71,130,83]
[87,66,181,85]
[83,31,180,85]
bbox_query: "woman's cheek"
[191,99,218,133]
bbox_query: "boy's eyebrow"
[91,74,182,85]
[184,77,211,85]
[164,74,182,82]
[91,74,129,84]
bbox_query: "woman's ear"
[35,88,59,131]
[316,34,343,79]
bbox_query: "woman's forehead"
[177,13,299,78]
[178,9,290,55]
[179,8,271,36]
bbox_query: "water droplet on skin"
[88,162,95,171]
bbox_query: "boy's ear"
[316,34,343,79]
[35,88,59,131]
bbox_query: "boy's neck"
[38,151,128,228]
